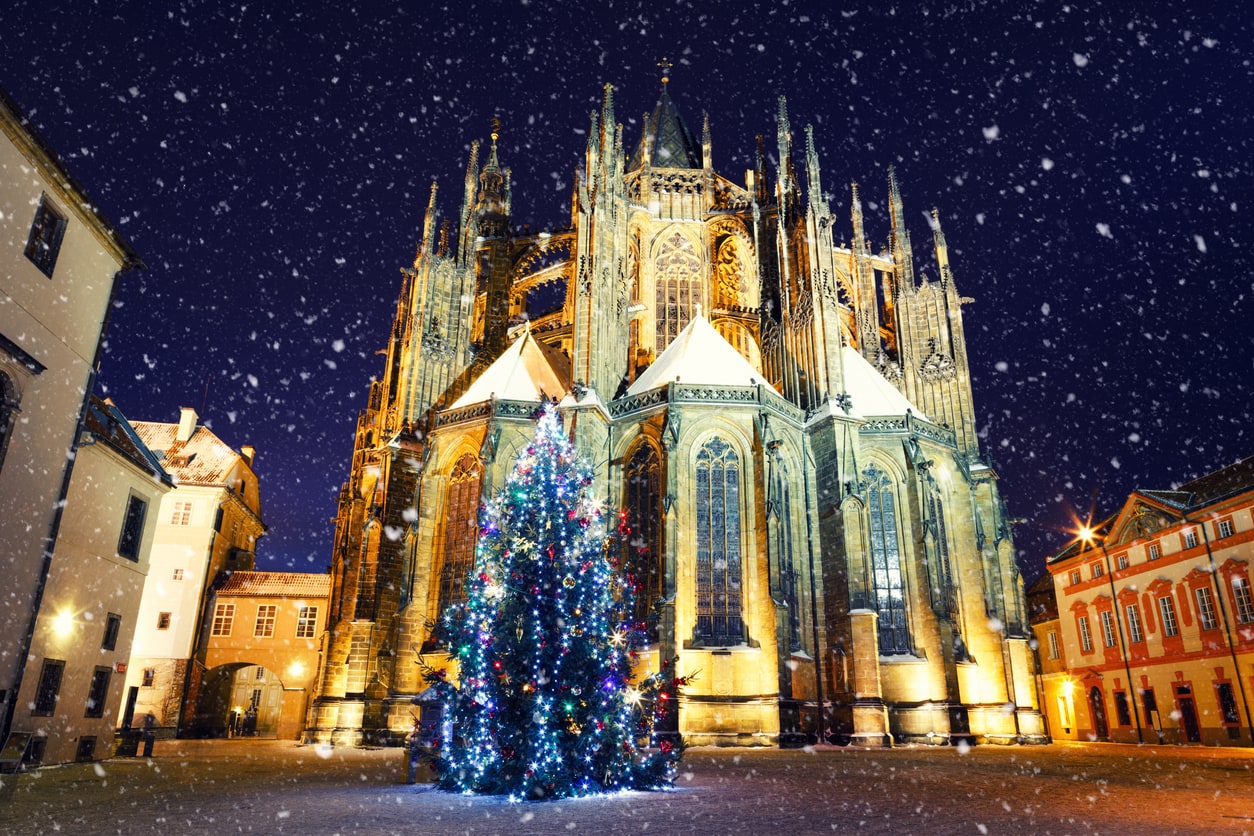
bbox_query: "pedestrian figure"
[141,712,156,757]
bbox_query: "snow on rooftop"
[450,326,572,408]
[838,345,922,417]
[626,311,777,396]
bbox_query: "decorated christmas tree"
[423,403,687,800]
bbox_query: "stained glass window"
[771,453,801,650]
[623,443,664,641]
[865,465,910,654]
[437,454,483,615]
[695,437,743,644]
[654,232,701,351]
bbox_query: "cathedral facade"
[304,78,1044,747]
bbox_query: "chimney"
[176,407,198,442]
[240,445,256,467]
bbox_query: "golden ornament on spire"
[490,116,501,145]
[658,57,673,86]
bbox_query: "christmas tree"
[423,403,687,800]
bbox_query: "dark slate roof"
[85,396,171,483]
[1025,572,1058,624]
[1179,455,1254,506]
[627,87,702,171]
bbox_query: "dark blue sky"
[4,2,1250,578]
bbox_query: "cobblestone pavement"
[1,739,1251,834]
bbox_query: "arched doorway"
[1175,685,1202,743]
[192,663,285,738]
[1089,686,1109,740]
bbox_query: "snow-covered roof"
[626,312,777,396]
[130,418,244,485]
[838,345,922,417]
[450,326,572,408]
[215,571,331,599]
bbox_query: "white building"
[0,86,143,757]
[123,408,265,736]
[13,397,170,764]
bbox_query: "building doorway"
[1175,685,1201,743]
[1088,686,1109,740]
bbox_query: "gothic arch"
[648,226,705,352]
[859,458,913,655]
[433,452,483,620]
[620,437,665,642]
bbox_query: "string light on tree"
[422,402,689,800]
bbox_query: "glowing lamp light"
[288,661,305,678]
[52,609,75,637]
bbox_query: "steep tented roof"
[450,327,572,408]
[215,571,331,599]
[626,312,776,396]
[839,346,923,416]
[627,87,702,171]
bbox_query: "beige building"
[306,78,1042,748]
[1042,456,1254,746]
[191,571,330,740]
[0,86,143,755]
[123,408,266,737]
[11,397,170,765]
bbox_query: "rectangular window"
[255,666,266,680]
[1091,562,1104,579]
[1217,518,1234,539]
[1114,691,1132,727]
[296,606,318,638]
[172,568,184,581]
[1100,611,1117,647]
[24,194,67,277]
[211,603,235,636]
[170,500,193,526]
[253,605,277,637]
[1182,528,1198,549]
[1147,543,1161,561]
[102,613,122,651]
[1233,577,1254,624]
[33,659,65,716]
[141,668,155,687]
[1158,596,1179,637]
[156,612,171,630]
[1115,553,1128,570]
[1218,683,1239,725]
[1195,586,1218,630]
[1047,630,1060,660]
[1069,570,1081,586]
[117,495,148,561]
[1125,604,1144,643]
[85,666,111,718]
[1078,616,1093,652]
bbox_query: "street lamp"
[1078,525,1144,744]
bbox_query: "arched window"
[695,437,743,644]
[622,443,663,641]
[925,484,959,621]
[864,464,910,654]
[654,231,701,351]
[436,454,483,615]
[771,452,802,650]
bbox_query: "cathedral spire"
[475,119,509,238]
[804,124,825,213]
[628,63,701,171]
[418,180,438,263]
[457,140,481,264]
[887,166,915,287]
[931,207,951,284]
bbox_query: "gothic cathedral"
[305,77,1045,747]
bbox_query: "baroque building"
[1039,456,1254,747]
[306,77,1042,747]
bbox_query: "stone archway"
[191,663,286,738]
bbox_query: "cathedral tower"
[305,75,1042,749]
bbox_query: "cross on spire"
[658,57,673,87]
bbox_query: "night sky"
[4,2,1250,580]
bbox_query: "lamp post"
[1079,526,1144,744]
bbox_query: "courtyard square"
[1,740,1250,834]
